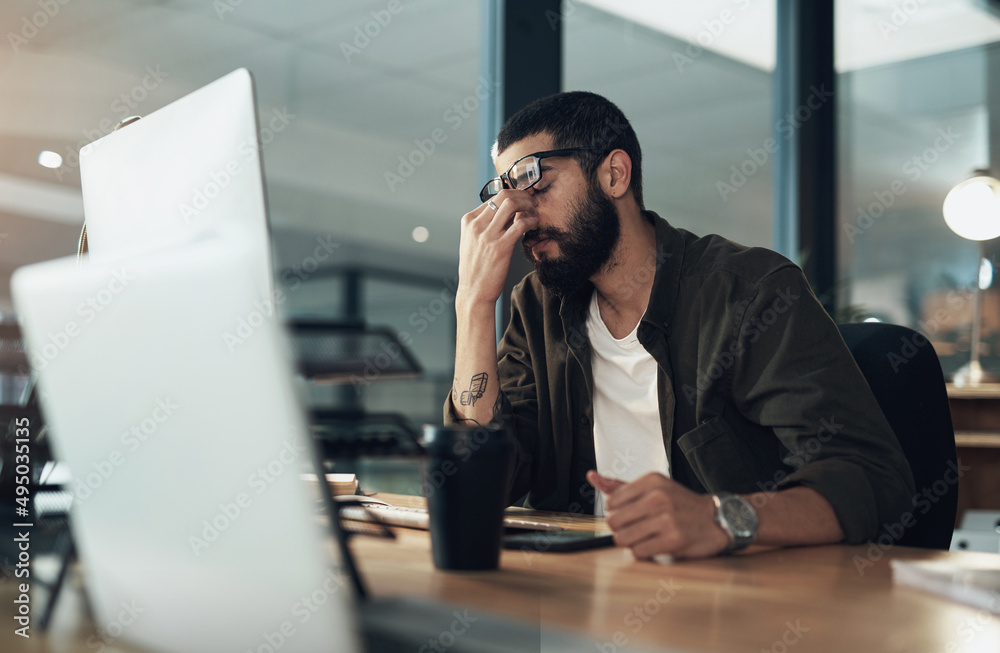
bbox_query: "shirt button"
[580,417,590,426]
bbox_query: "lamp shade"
[943,176,1000,241]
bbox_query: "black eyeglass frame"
[479,147,609,203]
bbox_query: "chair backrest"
[838,322,958,549]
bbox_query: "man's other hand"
[587,470,730,560]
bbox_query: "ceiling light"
[38,150,63,169]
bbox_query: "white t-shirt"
[586,290,669,516]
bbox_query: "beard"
[521,179,621,297]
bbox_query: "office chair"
[838,322,958,549]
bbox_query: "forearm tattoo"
[459,372,488,406]
[491,390,502,420]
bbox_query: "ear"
[600,149,632,200]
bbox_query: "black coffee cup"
[421,424,514,571]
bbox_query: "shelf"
[955,431,1000,448]
[947,383,1000,399]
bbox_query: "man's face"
[494,133,621,297]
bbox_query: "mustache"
[522,227,564,248]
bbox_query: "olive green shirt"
[448,212,915,544]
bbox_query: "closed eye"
[533,165,556,194]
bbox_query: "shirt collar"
[558,210,684,344]
[641,211,684,334]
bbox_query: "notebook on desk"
[13,239,634,653]
[335,495,566,533]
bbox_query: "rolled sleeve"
[730,266,915,543]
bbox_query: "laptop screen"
[79,68,274,303]
[12,238,360,652]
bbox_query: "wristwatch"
[712,493,758,553]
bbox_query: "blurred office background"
[2,0,1000,425]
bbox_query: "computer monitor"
[79,68,274,301]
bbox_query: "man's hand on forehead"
[456,189,539,308]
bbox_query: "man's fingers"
[606,492,665,532]
[631,532,684,560]
[611,511,667,549]
[605,473,671,511]
[587,470,625,494]
[501,214,538,244]
[484,193,536,233]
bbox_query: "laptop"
[13,239,639,653]
[13,238,360,652]
[79,68,274,302]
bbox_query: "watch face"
[722,498,757,537]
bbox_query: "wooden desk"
[354,494,1000,653]
[4,494,1000,653]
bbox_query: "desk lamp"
[943,172,1000,386]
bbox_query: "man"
[445,91,914,559]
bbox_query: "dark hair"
[496,91,644,210]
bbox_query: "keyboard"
[339,503,565,532]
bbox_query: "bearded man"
[445,91,914,559]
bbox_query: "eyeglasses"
[479,147,607,203]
